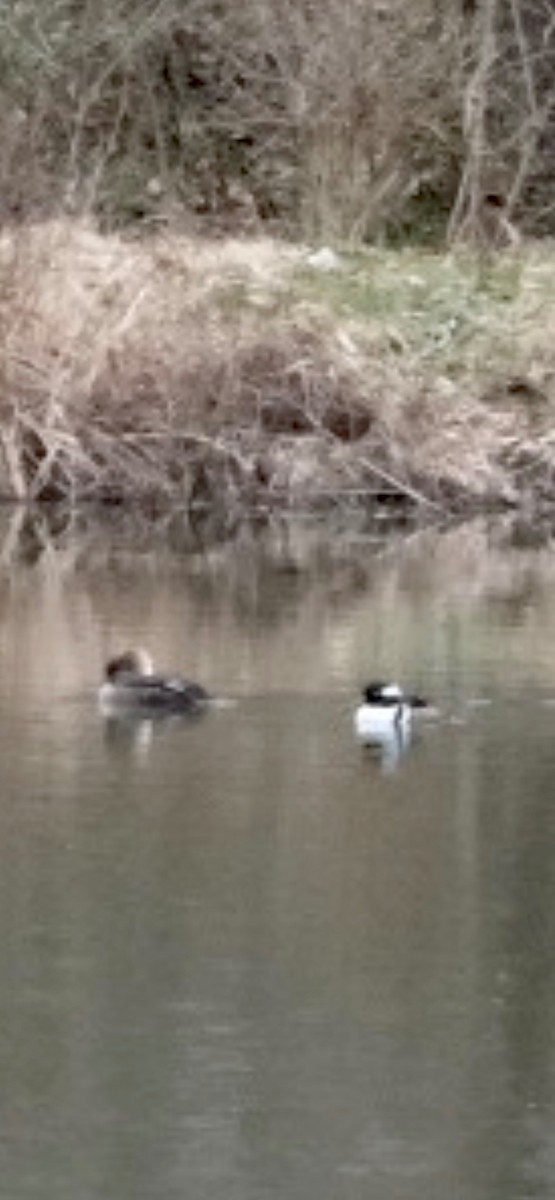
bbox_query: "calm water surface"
[1,514,555,1200]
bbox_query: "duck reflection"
[102,707,206,761]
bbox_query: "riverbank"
[1,221,554,521]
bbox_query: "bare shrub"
[0,0,554,241]
[1,221,555,516]
[449,0,555,242]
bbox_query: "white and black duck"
[354,681,428,741]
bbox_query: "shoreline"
[0,220,554,523]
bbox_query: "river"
[0,510,554,1200]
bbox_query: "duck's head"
[105,648,154,682]
[362,681,428,708]
[363,681,403,706]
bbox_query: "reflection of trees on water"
[0,505,76,569]
[478,738,555,1085]
[3,508,555,703]
[2,504,555,585]
[0,506,380,627]
[0,504,242,574]
[444,711,555,1198]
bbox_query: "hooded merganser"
[99,648,210,714]
[354,681,428,740]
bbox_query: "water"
[1,513,555,1200]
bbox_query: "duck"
[354,681,428,741]
[98,648,210,715]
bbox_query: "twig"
[360,458,442,510]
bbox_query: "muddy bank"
[0,222,554,523]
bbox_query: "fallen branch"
[360,458,442,511]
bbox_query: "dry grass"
[0,220,555,518]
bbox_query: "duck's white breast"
[354,702,411,739]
